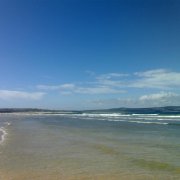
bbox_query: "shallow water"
[0,113,180,179]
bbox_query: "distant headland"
[1,106,180,115]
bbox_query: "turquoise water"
[0,113,180,179]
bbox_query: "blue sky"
[0,0,180,109]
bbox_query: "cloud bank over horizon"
[0,69,180,109]
[0,90,45,101]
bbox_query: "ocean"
[0,112,180,179]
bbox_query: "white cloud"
[0,90,45,100]
[138,92,180,107]
[90,92,180,108]
[38,84,125,95]
[37,84,75,90]
[96,73,129,86]
[132,69,180,89]
[97,73,129,80]
[60,84,75,89]
[37,85,62,90]
[74,86,125,94]
[135,69,167,77]
[95,69,180,90]
[37,79,125,95]
[139,92,178,101]
[36,69,180,96]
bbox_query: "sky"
[0,0,180,110]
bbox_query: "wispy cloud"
[95,73,129,87]
[0,90,45,100]
[138,91,180,107]
[4,69,179,108]
[96,73,129,80]
[139,91,178,101]
[37,84,125,94]
[132,69,180,89]
[37,84,75,91]
[73,86,125,94]
[95,69,180,90]
[37,69,180,96]
[95,69,180,89]
[90,92,180,108]
[37,73,128,95]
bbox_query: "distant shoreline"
[1,106,180,115]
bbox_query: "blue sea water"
[0,112,180,179]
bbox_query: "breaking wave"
[61,113,180,126]
[0,122,11,145]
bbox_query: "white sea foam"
[128,120,168,125]
[70,114,169,125]
[0,127,7,145]
[132,114,159,116]
[81,113,131,117]
[4,122,11,126]
[79,113,179,118]
[0,121,11,145]
[156,118,180,121]
[107,119,126,122]
[101,119,168,125]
